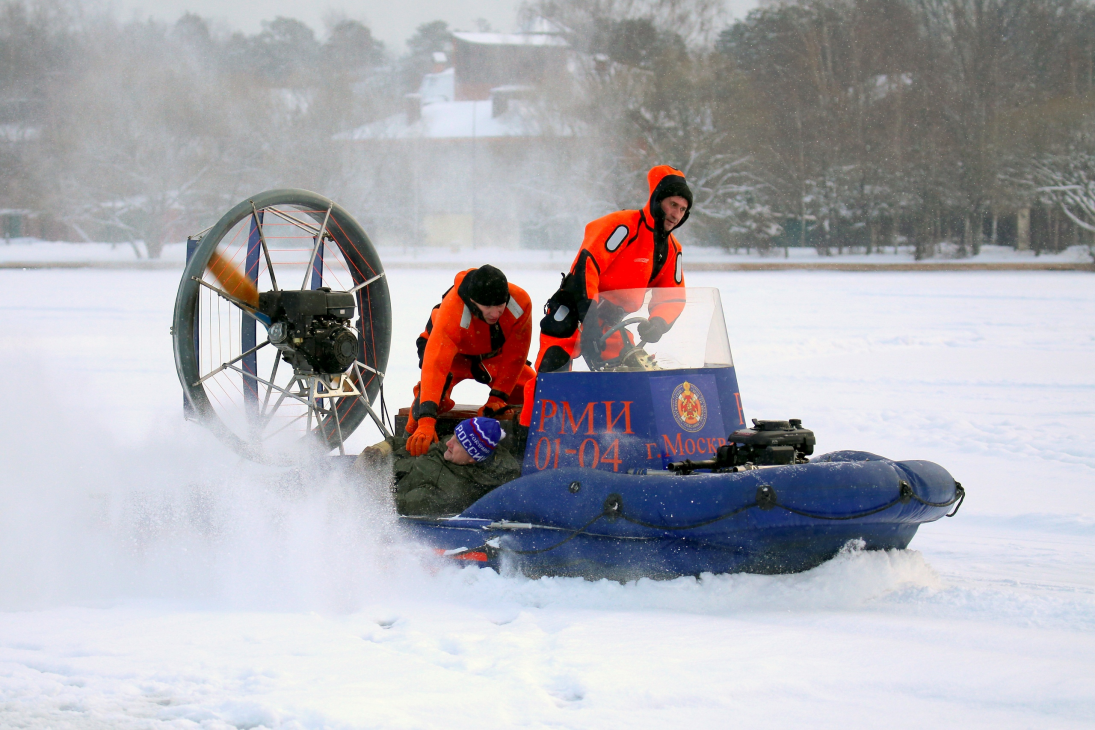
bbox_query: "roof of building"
[451,31,568,47]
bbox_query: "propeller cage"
[259,288,358,374]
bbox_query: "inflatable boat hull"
[398,452,961,579]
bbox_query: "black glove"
[480,402,512,418]
[479,391,512,418]
[595,299,626,328]
[637,316,669,343]
[580,318,601,360]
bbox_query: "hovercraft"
[171,191,963,581]
[397,286,964,579]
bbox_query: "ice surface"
[0,263,1093,728]
[1,239,1091,266]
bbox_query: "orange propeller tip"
[208,249,260,308]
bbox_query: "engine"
[258,288,358,374]
[669,419,816,473]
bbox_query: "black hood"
[648,174,693,232]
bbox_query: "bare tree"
[15,8,395,256]
[1029,114,1095,258]
[34,16,274,256]
[522,0,728,48]
[910,0,1093,255]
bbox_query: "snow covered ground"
[1,265,1093,728]
[1,237,1091,267]
[0,240,168,263]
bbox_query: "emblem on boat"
[672,381,707,432]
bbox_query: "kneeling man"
[405,265,534,456]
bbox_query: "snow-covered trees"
[1030,121,1095,259]
[717,0,1095,256]
[519,0,1094,255]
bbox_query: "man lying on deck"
[354,417,521,516]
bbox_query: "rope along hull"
[399,452,962,579]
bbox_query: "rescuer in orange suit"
[520,165,693,425]
[405,265,535,456]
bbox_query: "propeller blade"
[208,249,260,308]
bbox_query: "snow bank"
[429,542,942,616]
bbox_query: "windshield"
[571,287,733,372]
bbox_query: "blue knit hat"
[454,417,503,462]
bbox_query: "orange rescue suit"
[411,269,534,425]
[569,169,686,310]
[534,165,688,368]
[522,165,690,427]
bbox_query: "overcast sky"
[102,0,760,53]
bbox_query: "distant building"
[450,30,568,101]
[340,22,581,250]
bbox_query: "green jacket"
[391,438,522,516]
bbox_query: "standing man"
[521,165,693,420]
[406,265,534,456]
